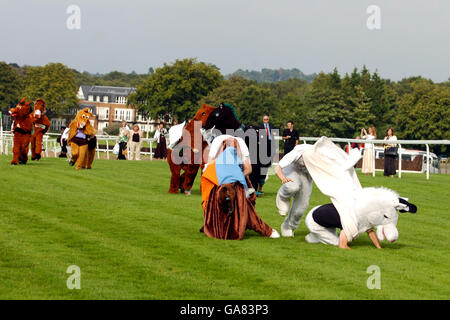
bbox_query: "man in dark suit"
[257,115,277,196]
[282,120,299,156]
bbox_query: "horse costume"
[167,103,216,194]
[304,188,417,247]
[203,103,275,193]
[277,137,417,248]
[9,98,33,165]
[30,98,51,161]
[201,140,279,240]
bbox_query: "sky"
[0,0,449,82]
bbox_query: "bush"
[103,123,121,136]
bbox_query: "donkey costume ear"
[397,198,417,213]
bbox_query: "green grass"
[0,155,449,300]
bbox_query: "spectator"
[154,122,168,160]
[58,126,69,158]
[282,120,299,156]
[383,127,398,178]
[117,120,129,160]
[361,126,376,175]
[257,115,277,196]
[128,124,143,160]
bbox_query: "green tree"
[22,63,78,115]
[0,62,22,110]
[395,79,450,153]
[304,87,353,138]
[128,58,223,121]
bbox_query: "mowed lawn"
[0,155,449,300]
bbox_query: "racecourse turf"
[0,155,449,300]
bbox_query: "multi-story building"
[76,85,158,134]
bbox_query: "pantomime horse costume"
[30,98,51,161]
[9,98,33,165]
[167,103,216,194]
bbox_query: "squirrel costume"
[9,98,33,165]
[67,108,97,170]
[30,98,51,161]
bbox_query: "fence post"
[150,139,153,161]
[398,144,402,179]
[106,138,110,160]
[96,138,100,159]
[372,143,376,177]
[426,144,430,180]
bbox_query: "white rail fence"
[294,137,450,180]
[1,132,449,180]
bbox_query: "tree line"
[1,59,448,153]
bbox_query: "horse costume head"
[205,102,241,134]
[192,103,217,127]
[9,98,33,120]
[33,99,46,120]
[355,187,417,243]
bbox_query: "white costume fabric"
[207,135,250,161]
[305,187,406,246]
[276,144,314,235]
[301,137,362,241]
[168,121,186,150]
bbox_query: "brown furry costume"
[9,98,33,165]
[167,103,216,194]
[67,108,97,170]
[30,99,51,161]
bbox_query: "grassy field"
[0,155,449,300]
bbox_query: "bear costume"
[67,108,97,170]
[30,98,51,161]
[9,98,33,165]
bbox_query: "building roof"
[77,85,136,101]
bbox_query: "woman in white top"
[361,125,376,175]
[383,127,398,177]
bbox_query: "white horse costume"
[278,137,417,245]
[304,187,417,246]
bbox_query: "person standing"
[154,122,168,160]
[383,127,397,178]
[361,126,376,175]
[257,115,276,196]
[117,120,129,160]
[282,120,299,156]
[128,124,143,160]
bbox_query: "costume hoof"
[270,229,280,238]
[281,224,294,237]
[69,161,75,166]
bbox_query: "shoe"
[276,193,289,216]
[270,229,280,238]
[305,233,320,244]
[184,190,191,196]
[256,191,263,197]
[281,224,294,237]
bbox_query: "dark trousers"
[118,142,127,160]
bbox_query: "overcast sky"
[0,0,448,82]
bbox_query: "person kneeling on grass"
[304,188,417,249]
[200,137,280,240]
